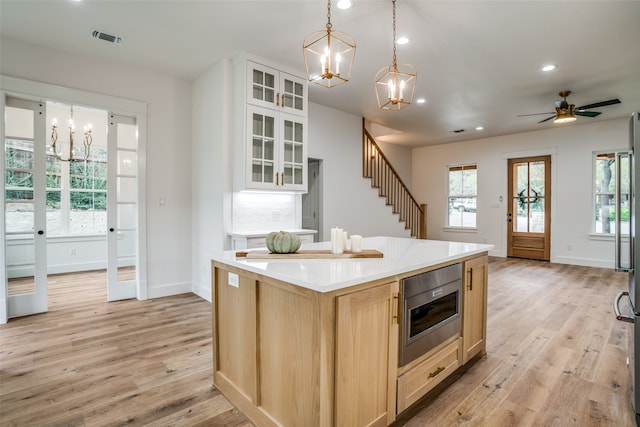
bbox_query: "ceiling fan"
[518,90,621,124]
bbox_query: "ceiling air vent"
[92,30,123,44]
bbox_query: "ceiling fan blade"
[517,112,554,117]
[576,111,601,118]
[538,115,555,124]
[576,98,621,110]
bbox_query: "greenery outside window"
[447,164,477,228]
[594,151,628,235]
[5,139,107,237]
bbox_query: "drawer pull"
[428,366,445,379]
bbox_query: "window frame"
[446,163,478,229]
[592,149,627,236]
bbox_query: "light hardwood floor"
[0,258,635,426]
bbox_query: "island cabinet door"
[212,267,258,402]
[335,281,399,427]
[462,255,489,364]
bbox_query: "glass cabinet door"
[280,114,306,190]
[247,62,277,109]
[247,106,277,188]
[280,72,307,115]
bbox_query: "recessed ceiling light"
[542,64,557,72]
[337,0,352,9]
[476,126,484,131]
[416,97,426,104]
[397,36,409,45]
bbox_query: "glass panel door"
[249,62,277,108]
[507,155,551,260]
[248,106,276,188]
[280,73,306,114]
[107,113,137,301]
[4,97,48,317]
[281,114,306,189]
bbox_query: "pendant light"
[303,0,356,88]
[374,0,417,110]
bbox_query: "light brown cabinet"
[336,282,399,427]
[462,255,488,364]
[397,338,461,413]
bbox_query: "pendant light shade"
[374,0,417,110]
[303,0,356,88]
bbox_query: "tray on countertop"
[235,249,383,259]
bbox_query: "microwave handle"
[615,151,633,272]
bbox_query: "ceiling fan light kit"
[518,90,621,124]
[303,0,356,89]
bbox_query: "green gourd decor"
[266,231,302,254]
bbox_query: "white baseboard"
[552,256,614,269]
[147,281,193,299]
[192,281,212,303]
[0,298,7,324]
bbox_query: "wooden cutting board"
[235,249,383,259]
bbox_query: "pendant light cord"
[392,0,398,68]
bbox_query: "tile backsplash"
[232,192,298,231]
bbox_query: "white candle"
[351,235,362,253]
[335,52,341,75]
[399,80,405,100]
[343,231,348,251]
[331,227,344,254]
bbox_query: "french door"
[4,97,48,317]
[106,113,138,301]
[507,155,551,261]
[3,96,139,318]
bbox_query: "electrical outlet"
[228,272,239,288]
[70,248,76,256]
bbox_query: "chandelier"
[50,106,93,162]
[303,0,356,88]
[374,0,417,110]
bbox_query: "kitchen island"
[210,236,493,427]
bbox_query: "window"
[594,151,628,235]
[447,164,477,228]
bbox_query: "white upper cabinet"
[248,61,307,116]
[246,106,307,191]
[235,58,308,192]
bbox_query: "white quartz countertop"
[211,236,494,293]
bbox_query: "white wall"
[1,36,193,297]
[191,59,233,301]
[308,102,412,241]
[412,118,628,268]
[375,140,413,189]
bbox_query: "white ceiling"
[1,0,639,147]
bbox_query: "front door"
[507,155,551,260]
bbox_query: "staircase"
[362,120,427,239]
